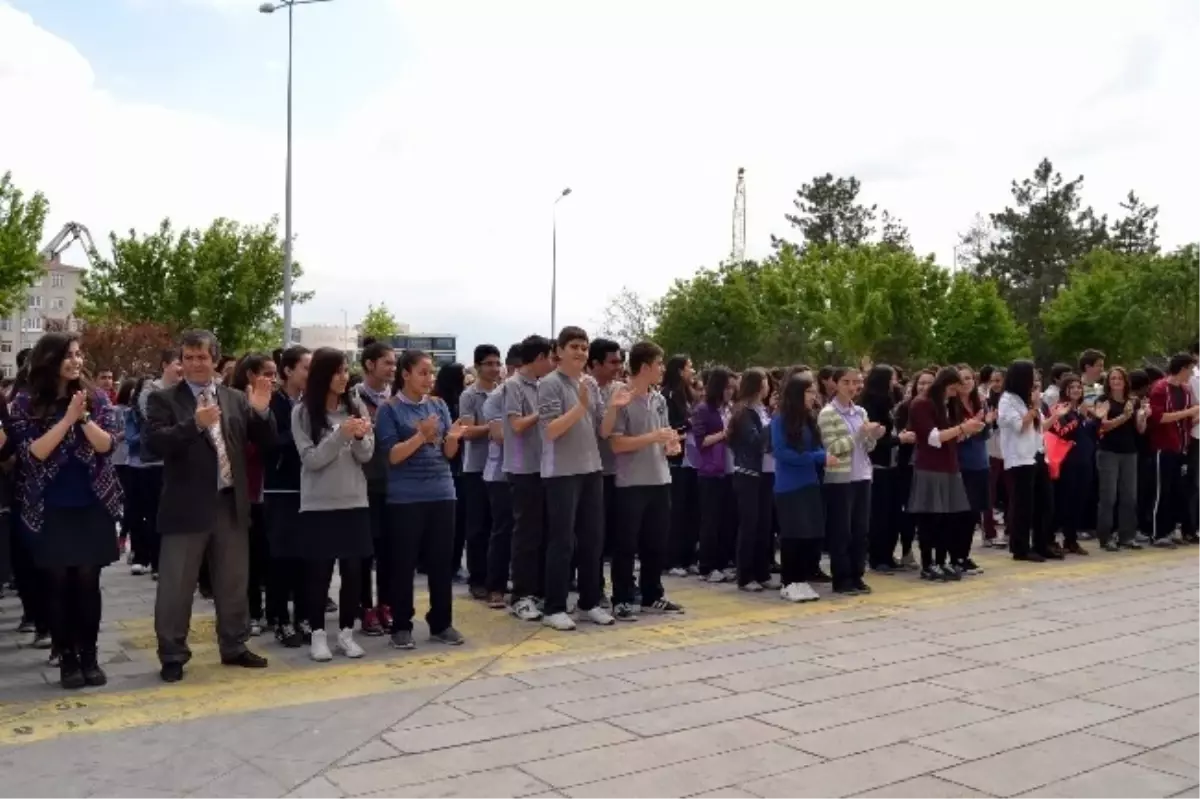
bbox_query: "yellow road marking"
[0,548,1193,745]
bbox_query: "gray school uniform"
[459,383,491,474]
[482,387,507,484]
[588,376,618,476]
[612,391,672,488]
[502,373,541,475]
[538,370,602,478]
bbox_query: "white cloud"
[2,0,1196,360]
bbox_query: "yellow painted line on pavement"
[0,547,1193,745]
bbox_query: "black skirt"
[266,492,301,557]
[908,469,971,515]
[31,504,119,568]
[774,485,826,540]
[295,507,374,561]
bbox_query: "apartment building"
[0,255,84,379]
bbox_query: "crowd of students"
[1,328,1196,691]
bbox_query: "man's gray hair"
[180,329,221,360]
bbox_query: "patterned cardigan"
[7,389,124,534]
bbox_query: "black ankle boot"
[80,650,108,687]
[59,651,86,690]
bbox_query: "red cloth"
[1146,378,1193,454]
[908,396,959,473]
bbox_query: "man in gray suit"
[145,330,276,682]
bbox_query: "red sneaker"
[361,607,384,636]
[377,605,394,631]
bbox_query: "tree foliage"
[0,171,50,316]
[77,216,312,355]
[79,318,177,378]
[933,273,1030,367]
[360,303,400,342]
[597,286,655,349]
[1108,191,1160,256]
[779,173,877,249]
[653,266,764,368]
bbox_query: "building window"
[51,273,65,288]
[27,295,42,309]
[22,316,43,332]
[0,319,10,332]
[433,337,456,351]
[1,364,13,378]
[0,341,11,354]
[50,297,66,311]
[32,276,44,288]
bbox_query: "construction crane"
[39,221,98,265]
[730,167,746,263]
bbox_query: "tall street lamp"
[259,0,334,348]
[550,187,572,337]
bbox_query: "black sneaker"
[1120,540,1144,550]
[833,583,865,596]
[1102,541,1120,552]
[642,598,684,614]
[961,558,983,575]
[80,651,108,687]
[808,570,833,584]
[613,603,639,621]
[853,579,873,594]
[870,563,896,575]
[469,584,489,601]
[938,564,962,582]
[59,652,85,691]
[1014,552,1046,562]
[430,627,464,646]
[275,624,303,648]
[160,662,184,683]
[920,566,941,581]
[390,630,415,650]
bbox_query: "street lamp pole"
[550,187,572,337]
[259,0,333,349]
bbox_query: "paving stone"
[383,707,578,753]
[362,766,551,798]
[1005,633,1175,675]
[569,648,701,677]
[767,654,977,704]
[1142,621,1200,644]
[390,703,472,729]
[926,664,1042,693]
[1118,644,1200,672]
[914,697,1131,759]
[521,718,788,789]
[1025,760,1198,798]
[810,641,954,672]
[782,699,1000,759]
[609,690,791,736]
[704,661,840,693]
[742,742,960,798]
[253,756,329,791]
[799,627,931,654]
[510,666,593,688]
[564,742,815,798]
[934,621,1070,650]
[756,682,965,735]
[285,776,345,798]
[194,762,289,798]
[1129,736,1200,781]
[438,675,533,701]
[859,775,986,797]
[678,639,775,658]
[1084,670,1199,711]
[621,643,834,687]
[550,681,731,722]
[934,731,1140,796]
[1088,697,1200,748]
[338,738,402,767]
[328,721,634,795]
[449,676,639,717]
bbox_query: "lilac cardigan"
[689,402,728,478]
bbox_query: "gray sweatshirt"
[292,399,374,512]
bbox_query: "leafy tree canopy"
[360,302,400,342]
[0,171,50,316]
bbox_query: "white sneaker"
[706,570,727,583]
[510,597,543,622]
[337,628,364,658]
[722,567,738,581]
[667,567,688,578]
[582,606,615,626]
[781,583,820,603]
[309,629,333,662]
[130,564,147,576]
[543,611,576,631]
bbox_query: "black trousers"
[1151,449,1190,541]
[116,466,141,562]
[46,566,103,655]
[1006,463,1054,556]
[359,492,393,610]
[780,538,821,586]
[613,484,670,606]
[697,475,733,574]
[247,503,268,619]
[451,474,467,576]
[304,557,362,632]
[486,480,514,594]
[1189,438,1199,537]
[917,513,948,568]
[1055,460,1091,546]
[894,465,917,554]
[11,514,48,633]
[460,472,492,588]
[267,555,303,626]
[509,473,545,602]
[668,465,698,569]
[137,467,163,571]
[733,473,774,586]
[823,481,871,588]
[543,472,604,615]
[868,467,900,567]
[387,501,456,635]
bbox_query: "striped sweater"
[816,400,877,483]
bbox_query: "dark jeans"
[46,565,103,655]
[360,492,392,610]
[305,558,362,632]
[613,484,670,606]
[868,467,899,567]
[697,475,733,574]
[267,555,303,627]
[1096,450,1138,544]
[248,503,268,619]
[780,538,821,586]
[460,472,492,588]
[486,480,515,593]
[387,501,456,635]
[823,480,870,587]
[1150,450,1190,541]
[543,472,604,615]
[669,466,698,569]
[1055,460,1092,546]
[733,473,774,585]
[509,473,545,602]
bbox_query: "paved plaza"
[0,545,1196,798]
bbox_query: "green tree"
[972,158,1109,362]
[652,265,765,369]
[778,173,877,249]
[879,210,912,252]
[0,171,50,316]
[360,303,400,342]
[933,273,1030,366]
[77,216,312,354]
[1108,191,1160,256]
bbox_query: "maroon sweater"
[908,396,959,473]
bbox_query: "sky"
[2,0,1197,361]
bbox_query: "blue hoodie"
[770,415,826,494]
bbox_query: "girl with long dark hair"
[771,374,830,602]
[662,354,699,575]
[232,353,278,635]
[893,369,935,569]
[377,350,469,649]
[953,364,991,574]
[292,348,375,661]
[998,360,1051,561]
[264,345,311,647]
[907,366,983,581]
[1046,373,1098,555]
[727,367,774,590]
[860,365,900,573]
[691,366,735,582]
[8,333,123,689]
